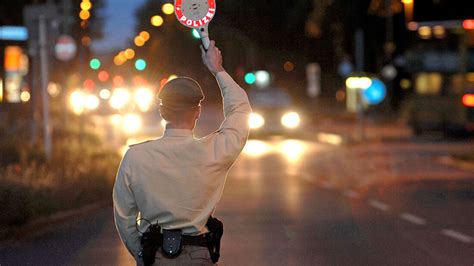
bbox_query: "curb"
[0,200,111,242]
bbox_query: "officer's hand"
[201,40,225,76]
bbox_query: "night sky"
[91,0,146,53]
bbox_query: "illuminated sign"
[0,26,28,41]
[3,46,27,103]
[4,46,22,72]
[175,0,216,29]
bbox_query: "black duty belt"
[139,216,223,266]
[155,232,208,247]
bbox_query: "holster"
[205,216,224,263]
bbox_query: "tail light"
[462,94,474,107]
[463,20,474,30]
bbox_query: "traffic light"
[244,72,256,85]
[135,59,147,71]
[89,58,101,70]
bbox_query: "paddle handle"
[198,25,210,50]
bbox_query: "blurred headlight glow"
[243,140,270,157]
[123,113,142,134]
[110,88,131,110]
[85,95,100,110]
[110,114,123,126]
[281,112,300,129]
[249,113,265,129]
[281,140,305,162]
[70,90,86,115]
[99,89,111,100]
[134,88,154,112]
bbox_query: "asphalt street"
[0,138,472,265]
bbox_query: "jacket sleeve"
[113,151,141,259]
[207,71,252,163]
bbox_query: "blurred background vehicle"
[401,19,474,136]
[247,85,306,138]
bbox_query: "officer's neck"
[165,120,196,131]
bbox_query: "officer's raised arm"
[201,41,252,162]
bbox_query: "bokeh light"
[89,58,101,70]
[79,10,90,20]
[281,112,301,129]
[244,73,256,85]
[113,75,125,86]
[280,140,305,162]
[47,83,61,97]
[134,88,154,112]
[110,88,131,110]
[284,61,295,72]
[80,1,92,11]
[83,79,95,90]
[81,36,91,46]
[99,89,111,100]
[85,95,100,110]
[134,36,145,47]
[151,15,164,27]
[20,91,31,102]
[123,113,142,134]
[139,31,150,42]
[243,140,270,157]
[248,113,265,129]
[70,90,86,115]
[124,48,135,59]
[162,3,174,15]
[135,59,147,71]
[98,70,109,82]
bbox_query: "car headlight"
[249,113,265,129]
[134,88,154,112]
[110,88,131,110]
[123,113,142,134]
[281,112,300,129]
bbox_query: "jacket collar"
[163,128,194,137]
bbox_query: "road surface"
[0,138,473,265]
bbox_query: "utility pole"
[39,16,52,159]
[355,29,365,141]
[24,4,58,160]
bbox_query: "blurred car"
[247,86,306,137]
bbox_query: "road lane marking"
[343,190,360,199]
[441,229,473,244]
[368,199,391,212]
[400,213,427,225]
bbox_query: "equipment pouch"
[161,229,182,258]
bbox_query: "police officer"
[113,40,251,265]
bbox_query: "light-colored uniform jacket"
[113,72,251,259]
